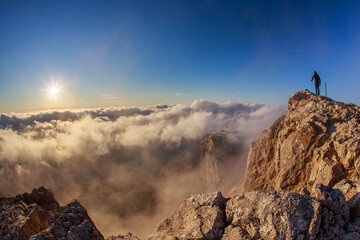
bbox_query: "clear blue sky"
[1,0,359,112]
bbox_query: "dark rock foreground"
[1,90,360,239]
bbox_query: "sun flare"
[46,83,61,98]
[49,86,59,96]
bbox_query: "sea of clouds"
[0,100,284,237]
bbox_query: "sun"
[49,86,59,96]
[46,83,61,98]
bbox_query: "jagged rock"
[224,190,322,240]
[236,90,360,195]
[31,199,104,240]
[17,186,60,212]
[1,187,104,240]
[145,192,227,240]
[0,187,57,240]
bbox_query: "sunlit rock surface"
[145,192,227,240]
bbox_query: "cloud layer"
[0,100,284,237]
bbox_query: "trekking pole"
[325,82,327,97]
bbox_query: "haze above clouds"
[0,100,283,237]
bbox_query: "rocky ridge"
[2,90,360,239]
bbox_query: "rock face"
[0,187,105,240]
[238,90,360,194]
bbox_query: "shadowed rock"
[0,187,58,240]
[31,199,104,240]
[0,187,106,240]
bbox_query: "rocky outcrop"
[145,184,360,239]
[199,132,238,191]
[0,187,106,240]
[0,187,58,240]
[236,90,360,195]
[145,192,227,240]
[31,199,104,240]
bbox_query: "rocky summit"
[1,90,360,239]
[237,89,360,195]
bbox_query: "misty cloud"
[0,100,284,237]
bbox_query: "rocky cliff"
[236,89,360,195]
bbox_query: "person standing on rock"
[311,71,321,95]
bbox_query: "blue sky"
[1,0,359,112]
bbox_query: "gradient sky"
[1,0,359,112]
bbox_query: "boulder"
[145,192,227,240]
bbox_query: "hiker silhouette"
[311,71,321,96]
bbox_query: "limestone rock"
[145,192,227,240]
[224,190,322,240]
[237,90,360,195]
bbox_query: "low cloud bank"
[0,100,284,237]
